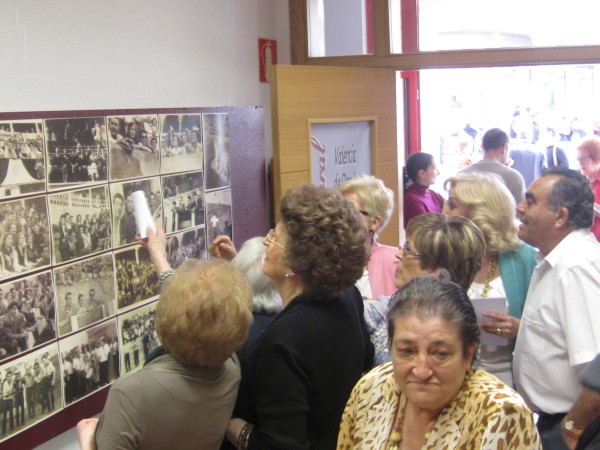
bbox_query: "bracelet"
[237,422,254,450]
[158,268,175,285]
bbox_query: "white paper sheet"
[132,190,156,239]
[470,296,509,346]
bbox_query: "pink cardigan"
[367,241,398,298]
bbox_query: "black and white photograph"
[114,246,159,311]
[203,113,230,190]
[108,115,160,182]
[118,302,159,375]
[205,188,232,243]
[159,114,203,174]
[54,254,116,337]
[165,226,207,269]
[0,343,61,442]
[161,171,204,233]
[0,271,56,361]
[0,195,51,282]
[58,319,119,406]
[48,185,111,265]
[44,117,108,191]
[0,120,46,199]
[110,177,162,248]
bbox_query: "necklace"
[481,256,497,298]
[387,417,402,450]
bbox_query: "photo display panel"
[0,107,256,448]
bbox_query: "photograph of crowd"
[43,117,108,191]
[110,177,162,248]
[0,271,56,361]
[118,302,159,375]
[0,120,46,199]
[0,196,51,282]
[165,226,207,269]
[205,188,232,243]
[159,114,203,174]
[108,115,159,182]
[203,113,230,190]
[58,320,119,407]
[114,246,159,311]
[162,171,204,233]
[0,343,60,442]
[48,186,111,265]
[54,254,116,337]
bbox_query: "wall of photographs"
[0,107,268,449]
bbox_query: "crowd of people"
[69,124,600,450]
[0,129,44,161]
[160,128,203,158]
[0,273,55,359]
[115,256,159,309]
[0,200,51,277]
[0,352,58,437]
[53,208,111,263]
[62,335,119,405]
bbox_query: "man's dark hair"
[481,128,509,151]
[542,167,594,229]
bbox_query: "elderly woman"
[444,172,537,386]
[576,137,600,241]
[77,252,253,450]
[221,184,373,450]
[364,213,485,365]
[403,153,444,228]
[230,236,282,359]
[338,277,541,450]
[339,175,397,298]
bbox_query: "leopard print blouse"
[337,363,541,450]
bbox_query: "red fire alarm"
[258,38,277,83]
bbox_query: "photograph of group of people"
[114,247,159,311]
[160,114,203,174]
[54,254,116,337]
[0,121,45,199]
[0,344,60,441]
[0,108,236,444]
[118,302,159,375]
[59,320,119,407]
[0,272,55,361]
[0,196,51,282]
[48,186,112,265]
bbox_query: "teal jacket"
[499,242,537,319]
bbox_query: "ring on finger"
[496,327,502,336]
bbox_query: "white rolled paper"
[131,190,156,239]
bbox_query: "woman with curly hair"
[444,172,537,386]
[223,184,374,450]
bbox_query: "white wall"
[0,1,289,448]
[0,0,290,160]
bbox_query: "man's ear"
[555,206,570,228]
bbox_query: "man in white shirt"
[514,167,600,450]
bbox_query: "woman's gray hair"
[232,237,281,314]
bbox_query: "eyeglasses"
[402,241,420,257]
[265,229,286,251]
[577,156,591,164]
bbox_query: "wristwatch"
[562,416,583,436]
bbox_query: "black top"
[231,286,373,450]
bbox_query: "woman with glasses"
[338,277,541,450]
[403,152,445,228]
[444,172,537,386]
[576,137,600,241]
[217,184,373,450]
[364,213,486,365]
[338,175,398,299]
